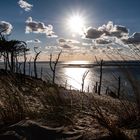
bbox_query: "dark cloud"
[57,38,81,51]
[18,0,33,11]
[57,38,71,49]
[57,38,67,43]
[95,38,112,44]
[67,39,80,44]
[57,38,80,44]
[25,17,57,37]
[45,46,58,50]
[108,25,129,38]
[60,44,71,49]
[85,21,129,39]
[115,25,128,33]
[85,27,103,39]
[34,39,41,43]
[0,21,13,34]
[122,32,140,44]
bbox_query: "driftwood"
[0,120,82,140]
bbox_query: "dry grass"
[0,70,139,139]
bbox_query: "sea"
[1,60,140,95]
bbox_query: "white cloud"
[47,34,58,38]
[45,46,59,53]
[0,21,13,34]
[98,21,113,32]
[82,43,92,46]
[98,21,129,38]
[18,0,33,11]
[25,17,57,37]
[26,39,41,43]
[45,45,59,50]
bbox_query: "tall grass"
[0,71,28,125]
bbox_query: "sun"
[67,14,85,35]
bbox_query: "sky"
[0,0,140,61]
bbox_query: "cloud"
[115,25,128,34]
[85,21,129,39]
[25,17,57,37]
[45,46,58,51]
[85,27,103,39]
[58,43,80,50]
[82,43,92,46]
[98,21,129,38]
[57,38,67,43]
[95,38,112,44]
[98,21,113,32]
[122,32,140,44]
[67,39,80,44]
[57,38,80,44]
[47,34,58,38]
[18,0,33,11]
[60,44,72,49]
[0,21,13,34]
[57,38,71,49]
[26,39,41,43]
[57,38,81,50]
[34,39,41,43]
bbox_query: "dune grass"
[0,69,139,139]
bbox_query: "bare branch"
[49,50,62,83]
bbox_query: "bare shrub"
[33,49,41,78]
[49,50,62,84]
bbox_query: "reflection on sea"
[63,67,91,91]
[57,61,96,92]
[56,61,136,94]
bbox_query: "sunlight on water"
[63,61,92,65]
[63,67,91,91]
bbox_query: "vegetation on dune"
[0,70,139,139]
